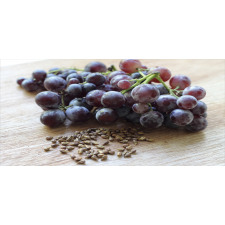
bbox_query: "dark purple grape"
[66,73,83,83]
[132,103,149,114]
[58,69,77,80]
[82,82,97,95]
[155,84,169,95]
[170,109,194,126]
[66,84,83,98]
[48,67,63,75]
[95,108,118,125]
[131,84,160,103]
[115,106,131,117]
[126,112,141,124]
[32,70,47,82]
[17,77,25,85]
[68,78,80,85]
[170,75,191,90]
[86,73,106,86]
[69,98,92,111]
[84,61,107,73]
[40,109,66,127]
[140,111,164,128]
[177,95,198,110]
[86,90,106,107]
[202,112,207,118]
[191,101,207,116]
[21,79,39,92]
[183,86,206,100]
[101,91,125,108]
[66,106,90,122]
[35,91,61,110]
[155,95,177,113]
[44,76,67,92]
[185,115,208,132]
[124,91,136,106]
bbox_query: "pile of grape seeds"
[17,59,208,165]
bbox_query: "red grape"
[155,95,177,112]
[119,59,142,73]
[170,75,191,90]
[132,103,149,114]
[101,91,125,108]
[170,109,194,126]
[117,80,132,89]
[86,90,106,107]
[191,101,207,116]
[183,86,206,100]
[149,67,172,83]
[68,78,80,85]
[177,95,198,109]
[110,75,132,87]
[108,71,127,82]
[131,84,160,103]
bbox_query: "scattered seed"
[51,144,58,148]
[46,136,53,141]
[108,150,115,155]
[44,147,51,152]
[77,159,85,164]
[117,148,125,152]
[60,149,68,154]
[117,152,122,157]
[67,146,74,151]
[101,155,108,161]
[103,141,109,146]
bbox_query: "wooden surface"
[0,59,224,166]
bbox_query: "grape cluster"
[17,59,208,132]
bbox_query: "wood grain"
[0,59,224,166]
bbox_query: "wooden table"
[0,59,224,166]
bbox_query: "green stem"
[155,76,178,98]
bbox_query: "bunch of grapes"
[17,60,208,132]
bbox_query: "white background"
[0,0,225,225]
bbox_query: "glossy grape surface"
[40,109,66,127]
[86,73,106,86]
[177,95,198,110]
[140,111,164,128]
[86,90,106,107]
[191,101,207,115]
[132,103,149,114]
[155,95,177,112]
[44,76,67,92]
[95,108,118,124]
[150,67,172,83]
[119,59,142,73]
[84,61,107,73]
[32,70,47,82]
[101,91,125,108]
[183,86,206,100]
[66,84,83,98]
[21,79,39,92]
[66,106,90,122]
[170,109,194,126]
[169,75,191,90]
[185,115,208,132]
[131,84,160,103]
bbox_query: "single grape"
[66,106,90,122]
[155,84,169,95]
[155,95,177,112]
[183,86,206,100]
[40,109,66,127]
[149,67,172,83]
[84,61,107,73]
[48,67,63,75]
[66,84,83,98]
[86,72,106,86]
[101,91,125,108]
[164,114,180,129]
[124,91,136,106]
[115,106,131,117]
[108,71,127,82]
[170,109,194,126]
[86,90,106,107]
[131,84,160,103]
[32,70,47,82]
[69,98,92,111]
[110,75,132,87]
[35,91,61,110]
[21,79,39,92]
[44,76,67,92]
[117,80,132,89]
[68,78,80,85]
[95,108,118,125]
[191,101,207,115]
[169,75,191,90]
[17,77,25,85]
[140,111,164,128]
[119,59,142,73]
[66,73,83,83]
[126,112,141,124]
[132,103,149,114]
[185,115,208,132]
[177,95,198,110]
[82,83,96,94]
